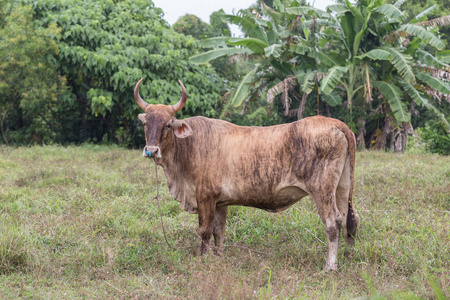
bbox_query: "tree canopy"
[1,0,225,146]
[0,3,65,145]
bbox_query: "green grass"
[0,145,449,299]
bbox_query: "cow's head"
[135,78,193,158]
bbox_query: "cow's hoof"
[213,248,223,257]
[323,263,338,273]
[345,235,356,246]
[200,246,211,256]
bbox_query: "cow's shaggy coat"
[135,79,360,271]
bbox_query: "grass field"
[0,145,449,299]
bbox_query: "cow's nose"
[144,146,159,157]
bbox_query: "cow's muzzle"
[143,146,161,158]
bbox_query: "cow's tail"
[341,124,359,242]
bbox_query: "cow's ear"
[172,120,193,138]
[138,114,146,124]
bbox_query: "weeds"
[0,145,449,298]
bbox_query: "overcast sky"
[153,0,336,31]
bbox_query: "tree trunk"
[325,103,332,118]
[316,89,320,115]
[1,95,19,146]
[389,130,395,151]
[391,123,412,152]
[38,112,62,144]
[356,119,366,149]
[391,130,407,152]
[1,108,8,146]
[377,117,393,150]
[297,92,308,120]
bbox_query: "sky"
[152,0,335,35]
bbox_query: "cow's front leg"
[213,205,228,256]
[197,194,216,255]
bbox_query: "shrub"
[417,119,450,155]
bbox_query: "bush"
[417,119,450,155]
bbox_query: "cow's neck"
[156,140,199,213]
[156,138,188,186]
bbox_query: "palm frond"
[230,67,258,106]
[414,63,450,80]
[313,51,345,67]
[225,11,268,43]
[402,80,450,133]
[197,37,228,48]
[373,81,411,122]
[437,50,450,64]
[303,19,338,29]
[264,44,282,58]
[357,49,391,61]
[399,24,445,50]
[416,72,450,94]
[299,72,316,95]
[416,71,450,104]
[416,15,450,27]
[285,6,330,18]
[266,77,297,104]
[386,24,445,50]
[260,2,281,25]
[227,37,269,54]
[411,5,438,22]
[375,4,405,21]
[282,79,293,116]
[319,66,348,95]
[393,0,408,8]
[415,51,450,70]
[323,92,342,107]
[415,67,450,103]
[189,48,251,64]
[423,88,450,104]
[327,4,349,14]
[385,47,415,83]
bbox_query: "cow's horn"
[171,80,187,115]
[134,78,149,111]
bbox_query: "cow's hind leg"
[213,206,228,256]
[310,187,343,272]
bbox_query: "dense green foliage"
[0,146,448,297]
[173,12,231,39]
[418,118,450,155]
[0,0,449,153]
[0,3,65,145]
[1,0,225,147]
[173,14,215,39]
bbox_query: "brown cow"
[135,78,360,271]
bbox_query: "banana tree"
[288,0,450,150]
[190,0,450,151]
[189,0,333,118]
